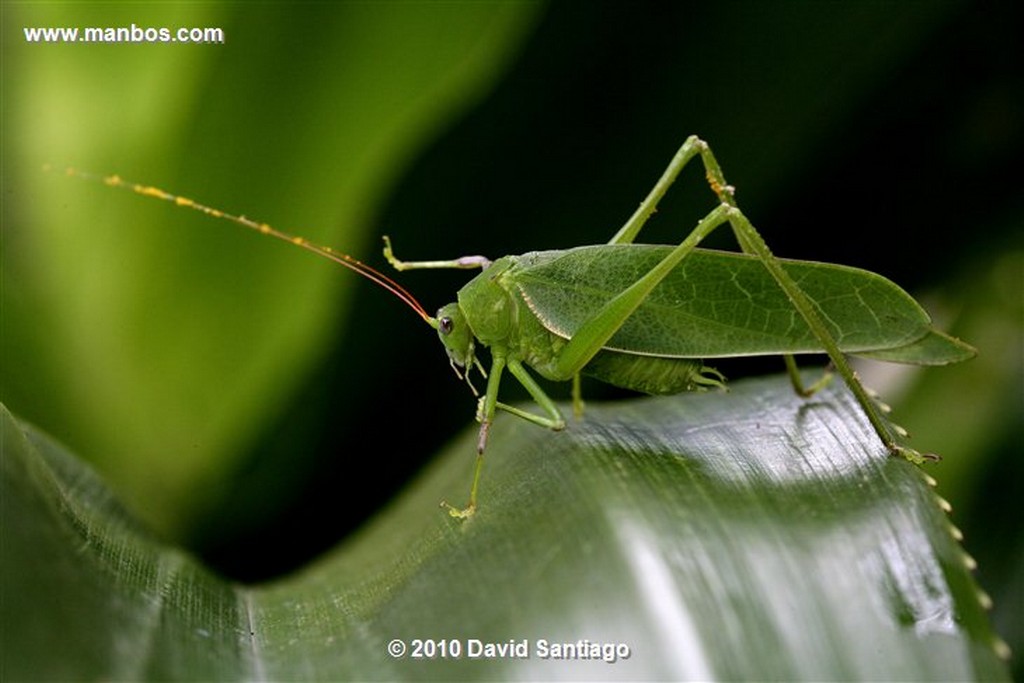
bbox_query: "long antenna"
[52,166,437,326]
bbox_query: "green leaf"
[2,375,1008,680]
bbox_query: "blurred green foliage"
[3,1,1021,675]
[4,1,539,534]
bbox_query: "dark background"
[199,1,1020,575]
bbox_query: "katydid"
[58,135,975,519]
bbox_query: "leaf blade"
[1,376,1008,680]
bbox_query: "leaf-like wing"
[514,245,939,360]
[860,327,977,365]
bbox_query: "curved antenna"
[52,166,436,326]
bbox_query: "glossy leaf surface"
[1,375,1007,680]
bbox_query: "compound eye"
[439,316,454,335]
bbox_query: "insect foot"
[440,499,476,519]
[892,444,941,465]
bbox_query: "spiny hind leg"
[656,138,930,463]
[611,136,926,463]
[609,135,734,246]
[723,206,933,464]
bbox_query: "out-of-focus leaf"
[3,2,539,535]
[1,375,1008,680]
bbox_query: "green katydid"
[59,135,975,519]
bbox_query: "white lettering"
[466,638,529,658]
[535,638,631,663]
[23,23,225,44]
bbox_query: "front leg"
[444,355,567,519]
[442,353,507,519]
[383,235,491,271]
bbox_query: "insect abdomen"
[583,351,724,395]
